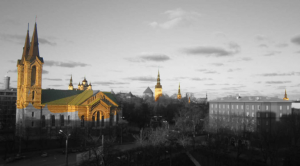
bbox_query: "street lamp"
[59,130,71,166]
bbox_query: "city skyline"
[1,0,300,100]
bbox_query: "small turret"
[177,83,182,99]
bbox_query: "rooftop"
[209,96,292,103]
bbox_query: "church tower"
[68,75,73,90]
[177,83,182,99]
[283,89,289,100]
[17,22,44,108]
[154,70,162,101]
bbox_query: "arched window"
[101,115,104,127]
[92,116,95,127]
[81,115,84,127]
[96,112,100,127]
[32,91,35,100]
[31,66,36,86]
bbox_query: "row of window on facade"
[211,110,290,117]
[211,104,290,111]
[31,113,119,128]
[0,92,16,96]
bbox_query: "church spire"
[177,83,182,99]
[283,89,289,100]
[69,75,73,86]
[20,23,30,64]
[27,22,40,61]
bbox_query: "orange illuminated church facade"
[16,23,121,138]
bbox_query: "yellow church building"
[16,22,121,139]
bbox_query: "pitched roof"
[143,87,153,94]
[209,96,292,103]
[41,89,85,105]
[102,92,118,105]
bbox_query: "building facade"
[0,76,17,130]
[208,95,292,134]
[16,23,121,139]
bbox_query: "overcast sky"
[1,0,300,100]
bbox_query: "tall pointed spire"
[177,83,182,99]
[69,75,73,86]
[27,22,40,61]
[20,23,30,64]
[283,89,289,100]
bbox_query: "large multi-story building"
[0,76,17,130]
[15,22,121,139]
[208,94,292,134]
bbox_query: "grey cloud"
[264,51,281,56]
[92,81,128,86]
[228,57,252,62]
[0,33,56,46]
[211,63,224,66]
[204,83,216,86]
[196,69,218,74]
[183,42,240,57]
[126,76,156,82]
[228,68,241,72]
[38,38,57,46]
[49,85,63,87]
[8,69,18,73]
[149,8,201,29]
[42,70,49,74]
[196,69,207,72]
[43,78,62,81]
[276,43,288,48]
[44,60,90,68]
[260,72,298,76]
[126,54,170,62]
[191,78,212,81]
[277,86,286,89]
[258,44,268,48]
[265,81,291,84]
[291,35,300,45]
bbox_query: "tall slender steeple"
[283,89,289,100]
[154,70,162,101]
[20,23,30,64]
[27,22,40,61]
[177,83,182,99]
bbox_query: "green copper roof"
[42,89,84,105]
[68,90,93,105]
[102,92,118,105]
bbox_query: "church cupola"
[87,82,92,90]
[82,77,87,86]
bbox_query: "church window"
[279,105,282,110]
[41,115,45,127]
[60,115,64,126]
[287,105,290,110]
[81,115,84,127]
[97,112,100,127]
[92,116,95,127]
[31,66,36,86]
[252,105,254,110]
[266,105,269,110]
[280,113,282,117]
[101,115,104,127]
[32,112,34,117]
[257,105,260,110]
[51,115,55,126]
[32,91,35,100]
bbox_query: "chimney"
[4,75,10,90]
